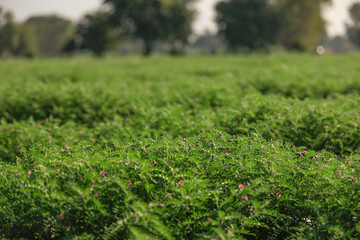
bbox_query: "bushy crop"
[0,54,360,239]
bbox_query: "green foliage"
[64,11,119,57]
[25,15,74,57]
[104,0,197,55]
[347,2,360,49]
[215,0,332,52]
[215,0,278,51]
[0,55,360,238]
[275,0,332,51]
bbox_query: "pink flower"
[336,172,341,177]
[276,192,281,197]
[184,138,187,142]
[64,146,70,150]
[61,149,64,152]
[80,177,84,181]
[178,180,184,186]
[238,184,244,190]
[303,150,307,155]
[141,146,145,150]
[291,142,294,147]
[45,118,49,123]
[27,170,32,175]
[242,195,248,201]
[153,160,157,165]
[64,139,68,142]
[254,138,257,142]
[100,170,105,176]
[127,180,132,186]
[53,169,56,173]
[92,180,96,184]
[351,178,355,182]
[59,214,64,220]
[92,139,96,143]
[207,217,211,222]
[324,125,329,129]
[95,193,99,198]
[225,153,229,157]
[233,135,236,138]
[297,167,300,171]
[36,124,40,128]
[167,194,171,199]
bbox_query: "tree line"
[1,0,360,57]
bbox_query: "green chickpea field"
[1,54,360,239]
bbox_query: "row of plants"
[1,130,359,239]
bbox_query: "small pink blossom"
[351,178,355,182]
[45,118,49,123]
[92,180,96,184]
[127,180,132,186]
[276,192,281,197]
[233,135,236,138]
[36,124,40,128]
[64,139,68,142]
[27,170,32,175]
[184,138,187,142]
[238,184,244,190]
[61,148,64,152]
[80,177,84,181]
[207,217,211,222]
[303,150,307,155]
[291,142,294,147]
[92,139,96,143]
[225,153,229,157]
[141,146,145,150]
[242,195,248,201]
[167,194,171,199]
[53,169,56,173]
[95,193,99,198]
[100,170,105,176]
[297,167,300,171]
[178,180,184,186]
[324,125,329,129]
[254,138,257,142]
[336,172,341,177]
[59,214,64,220]
[64,146,70,150]
[153,160,157,165]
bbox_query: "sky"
[0,0,359,36]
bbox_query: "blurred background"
[0,0,359,57]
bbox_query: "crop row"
[1,130,359,239]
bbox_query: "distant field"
[1,54,360,239]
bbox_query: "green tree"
[25,15,73,56]
[215,0,279,52]
[103,0,197,56]
[346,2,360,49]
[64,11,119,56]
[275,0,332,51]
[0,9,20,56]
